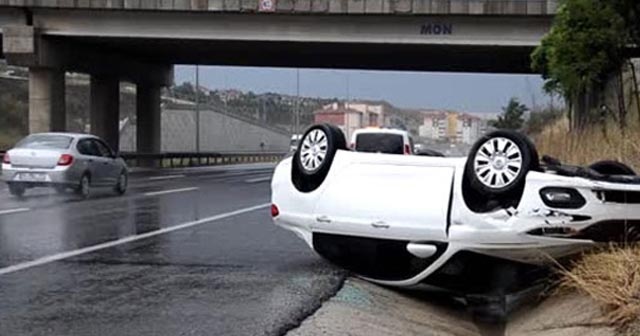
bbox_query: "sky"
[175,65,557,114]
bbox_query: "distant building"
[217,89,242,102]
[419,110,449,140]
[315,101,385,140]
[419,110,488,144]
[314,105,363,141]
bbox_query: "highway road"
[0,164,345,336]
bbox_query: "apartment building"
[419,110,488,144]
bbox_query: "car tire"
[465,130,538,198]
[114,171,128,195]
[291,123,347,192]
[76,174,91,199]
[8,183,26,197]
[589,160,636,176]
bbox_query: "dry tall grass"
[534,118,640,171]
[534,119,640,329]
[559,246,640,327]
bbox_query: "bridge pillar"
[90,75,120,151]
[136,83,162,159]
[28,67,66,133]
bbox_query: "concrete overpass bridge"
[0,0,557,154]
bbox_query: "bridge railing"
[0,0,558,15]
[0,150,287,168]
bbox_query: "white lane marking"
[245,176,271,183]
[147,174,186,181]
[144,187,198,197]
[0,203,270,276]
[0,208,30,216]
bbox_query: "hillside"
[0,62,426,149]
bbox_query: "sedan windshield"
[15,135,73,150]
[355,133,404,154]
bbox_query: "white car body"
[272,149,640,287]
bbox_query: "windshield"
[355,133,404,154]
[14,135,73,150]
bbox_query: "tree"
[491,98,528,130]
[531,0,630,129]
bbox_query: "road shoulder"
[287,278,482,336]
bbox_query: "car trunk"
[311,159,455,281]
[312,162,454,242]
[8,149,62,169]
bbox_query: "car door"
[312,161,454,242]
[76,138,105,185]
[92,139,119,185]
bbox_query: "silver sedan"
[1,133,128,198]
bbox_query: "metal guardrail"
[0,150,287,168]
[120,152,287,168]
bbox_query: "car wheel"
[465,130,537,197]
[114,171,128,195]
[589,160,636,176]
[76,174,91,199]
[8,183,26,197]
[291,123,347,192]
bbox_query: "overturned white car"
[271,123,640,290]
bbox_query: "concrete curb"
[288,278,620,336]
[287,278,482,336]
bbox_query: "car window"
[15,134,73,150]
[355,133,404,154]
[77,139,100,157]
[93,140,113,158]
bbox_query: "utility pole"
[295,68,300,135]
[195,65,200,152]
[346,73,350,103]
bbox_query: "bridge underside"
[62,37,536,74]
[0,8,553,157]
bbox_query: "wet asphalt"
[0,164,346,336]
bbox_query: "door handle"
[371,221,390,229]
[316,215,332,223]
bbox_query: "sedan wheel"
[115,172,128,195]
[473,137,523,190]
[77,175,91,198]
[300,128,329,174]
[465,130,536,197]
[291,123,347,192]
[8,183,26,197]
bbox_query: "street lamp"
[295,68,300,136]
[195,65,200,153]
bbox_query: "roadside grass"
[557,245,640,331]
[534,118,640,171]
[533,119,640,331]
